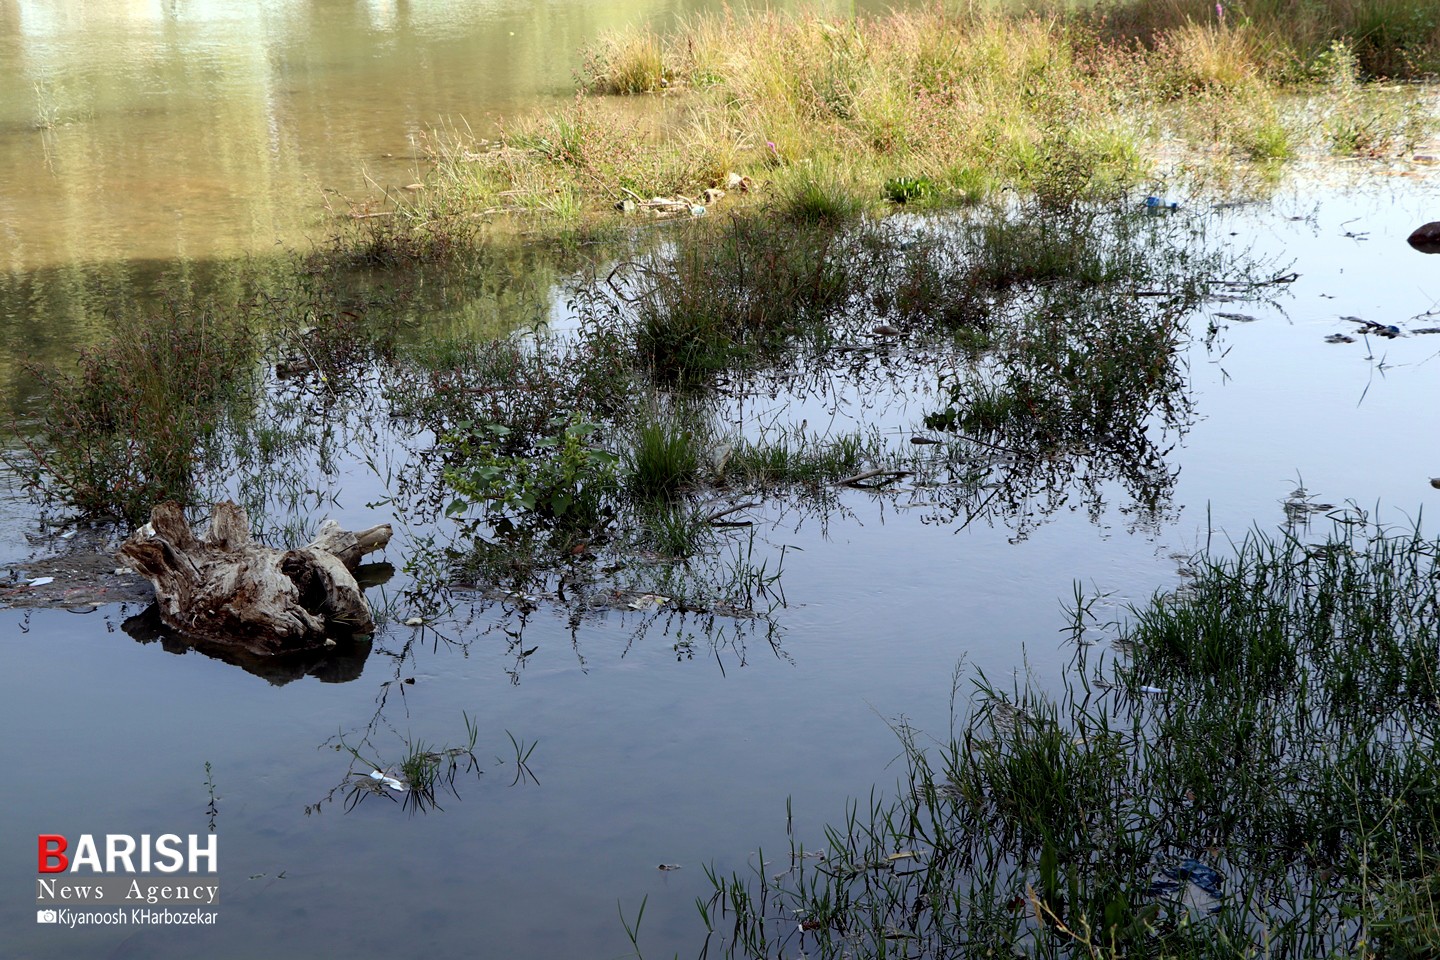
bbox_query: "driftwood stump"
[119,501,392,656]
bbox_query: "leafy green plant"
[443,414,620,529]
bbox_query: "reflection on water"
[0,178,1436,957]
[0,0,884,273]
[122,603,376,685]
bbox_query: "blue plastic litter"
[1163,859,1224,898]
[1143,196,1180,213]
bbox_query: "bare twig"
[838,468,910,488]
[703,502,760,524]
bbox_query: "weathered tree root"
[120,501,392,656]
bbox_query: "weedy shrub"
[775,167,868,225]
[13,306,258,524]
[1323,82,1435,157]
[443,415,620,531]
[1148,22,1274,98]
[360,1,1440,250]
[701,519,1440,958]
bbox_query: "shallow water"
[5,6,1440,954]
[3,167,1440,958]
[0,0,884,274]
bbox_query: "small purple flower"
[1216,2,1224,22]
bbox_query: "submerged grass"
[701,517,1440,957]
[719,428,876,491]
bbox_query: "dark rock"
[1407,221,1440,252]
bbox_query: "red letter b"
[38,835,67,873]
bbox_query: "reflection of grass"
[702,518,1440,958]
[11,306,258,524]
[393,189,1254,616]
[721,428,874,491]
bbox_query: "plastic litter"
[1143,196,1180,214]
[28,577,54,587]
[1166,859,1224,897]
[1146,858,1224,913]
[627,594,670,611]
[368,770,406,792]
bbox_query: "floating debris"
[627,593,670,611]
[1147,858,1224,913]
[1324,333,1355,344]
[1345,317,1403,338]
[368,769,406,792]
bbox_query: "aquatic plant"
[699,517,1440,958]
[443,415,621,531]
[624,408,705,502]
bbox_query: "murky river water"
[3,4,1440,958]
[0,0,881,273]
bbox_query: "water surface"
[4,169,1440,958]
[1,0,881,273]
[3,4,1440,956]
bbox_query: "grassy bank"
[700,518,1440,958]
[366,0,1437,245]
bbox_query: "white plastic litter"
[368,770,406,791]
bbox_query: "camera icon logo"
[37,909,58,923]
